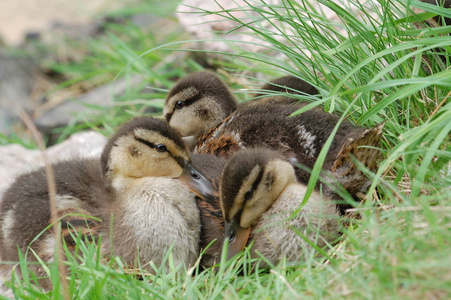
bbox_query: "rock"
[0,131,107,203]
[34,75,146,133]
[0,55,44,135]
[176,0,281,61]
[176,0,380,61]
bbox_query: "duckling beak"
[224,216,251,260]
[180,161,215,199]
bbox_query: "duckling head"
[219,148,297,259]
[164,71,237,139]
[101,116,190,188]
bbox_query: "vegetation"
[1,0,450,298]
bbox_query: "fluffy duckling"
[164,71,317,143]
[0,117,200,283]
[0,156,108,288]
[218,148,339,264]
[165,72,383,208]
[100,117,200,270]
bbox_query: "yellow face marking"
[224,165,261,225]
[107,128,189,182]
[133,128,189,162]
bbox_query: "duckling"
[218,148,340,264]
[180,154,227,268]
[164,72,318,143]
[166,72,383,208]
[250,74,319,103]
[101,117,200,269]
[0,117,200,286]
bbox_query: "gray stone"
[176,0,281,60]
[0,0,125,47]
[176,0,381,61]
[0,130,107,203]
[0,55,41,135]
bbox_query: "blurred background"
[0,0,188,145]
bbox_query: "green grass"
[1,0,450,298]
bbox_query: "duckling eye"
[156,144,168,153]
[175,101,185,109]
[229,230,236,243]
[244,189,253,201]
[190,170,201,180]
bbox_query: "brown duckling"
[166,72,383,209]
[219,148,339,264]
[164,71,318,143]
[250,74,319,102]
[180,154,227,268]
[0,117,200,284]
[0,157,108,288]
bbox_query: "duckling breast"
[109,177,200,270]
[250,184,339,265]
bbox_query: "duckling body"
[248,182,338,263]
[197,101,382,200]
[164,71,317,142]
[108,176,199,269]
[0,159,103,251]
[219,149,339,264]
[99,117,201,269]
[0,117,201,286]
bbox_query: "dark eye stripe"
[166,92,203,122]
[165,112,174,122]
[135,137,168,153]
[182,92,203,107]
[251,168,264,191]
[135,137,185,168]
[173,155,186,169]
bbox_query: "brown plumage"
[196,99,383,206]
[0,158,109,289]
[164,71,238,140]
[181,153,226,268]
[164,71,318,148]
[175,72,382,265]
[253,74,319,98]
